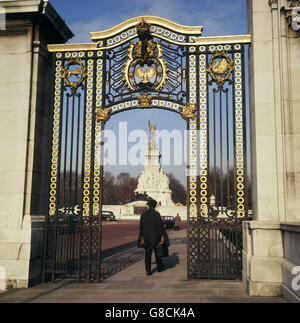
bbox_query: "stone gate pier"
[244,0,300,302]
[0,0,72,289]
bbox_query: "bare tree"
[103,172,138,205]
[167,173,187,205]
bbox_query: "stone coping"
[242,221,281,230]
[280,223,300,234]
[243,221,300,233]
[2,0,73,42]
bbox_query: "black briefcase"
[156,244,169,257]
[163,244,169,257]
[156,244,164,257]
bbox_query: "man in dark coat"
[138,199,165,276]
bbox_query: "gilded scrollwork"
[95,107,111,123]
[180,103,196,121]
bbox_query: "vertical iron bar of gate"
[55,55,66,282]
[191,46,199,279]
[62,93,69,212]
[241,44,248,220]
[73,92,81,274]
[220,88,223,209]
[196,46,200,280]
[197,46,209,278]
[226,89,230,209]
[69,93,76,275]
[98,45,107,282]
[83,56,93,281]
[89,54,96,282]
[232,52,237,220]
[42,52,56,283]
[213,89,216,199]
[92,50,104,282]
[77,69,88,282]
[206,48,210,206]
[54,56,66,282]
[69,94,76,210]
[186,117,191,280]
[186,39,191,280]
[225,88,230,276]
[205,47,210,278]
[187,42,200,280]
[88,53,97,282]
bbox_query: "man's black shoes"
[157,265,164,272]
[146,272,152,276]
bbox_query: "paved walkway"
[0,229,286,303]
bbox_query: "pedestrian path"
[0,229,286,303]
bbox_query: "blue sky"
[52,0,247,43]
[50,0,248,185]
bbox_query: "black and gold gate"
[42,16,251,282]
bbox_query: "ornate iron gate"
[187,42,250,279]
[42,16,250,282]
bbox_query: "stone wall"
[242,221,283,296]
[281,224,300,302]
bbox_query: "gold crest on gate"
[122,20,168,91]
[207,51,234,84]
[61,58,87,90]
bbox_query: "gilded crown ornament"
[138,94,152,107]
[136,18,152,39]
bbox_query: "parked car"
[57,213,80,224]
[101,211,117,221]
[161,216,175,229]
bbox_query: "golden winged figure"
[135,65,156,83]
[148,120,156,132]
[212,58,229,75]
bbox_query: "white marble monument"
[134,121,175,207]
[103,121,187,220]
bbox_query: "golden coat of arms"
[122,20,168,91]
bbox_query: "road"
[101,221,140,251]
[101,220,187,252]
[100,220,186,280]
